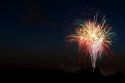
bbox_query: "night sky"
[0,0,125,76]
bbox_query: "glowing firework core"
[66,19,113,69]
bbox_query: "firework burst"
[66,16,114,70]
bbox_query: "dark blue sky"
[0,0,125,69]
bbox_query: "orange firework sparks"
[66,16,115,70]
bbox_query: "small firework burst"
[66,15,115,70]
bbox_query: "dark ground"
[0,68,125,81]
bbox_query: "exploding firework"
[66,15,115,70]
